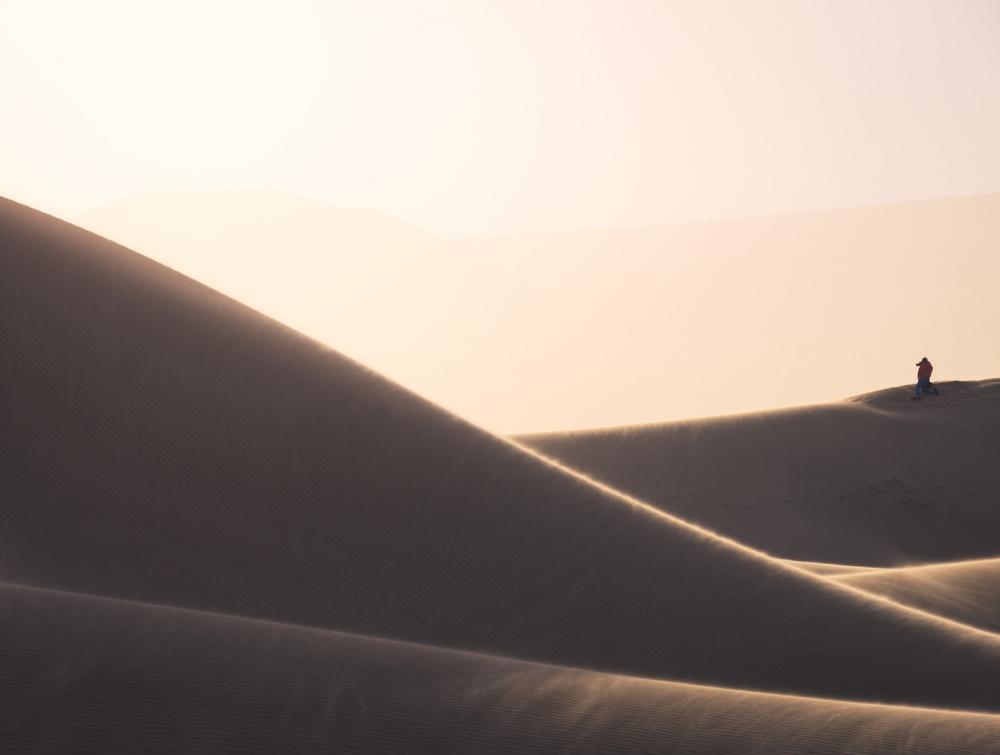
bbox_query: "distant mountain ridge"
[77,190,1000,433]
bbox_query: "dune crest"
[830,557,1000,635]
[519,382,1000,565]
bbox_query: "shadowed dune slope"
[832,558,1000,635]
[5,581,1000,755]
[518,382,1000,566]
[3,197,1000,712]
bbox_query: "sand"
[2,196,999,752]
[518,381,1000,565]
[829,558,1000,634]
[784,559,884,577]
[5,580,1000,754]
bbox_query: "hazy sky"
[5,2,1000,432]
[3,0,999,235]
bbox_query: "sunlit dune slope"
[831,558,1000,635]
[5,581,1000,755]
[518,382,1000,565]
[3,197,1000,712]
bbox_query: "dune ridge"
[3,196,1000,750]
[784,559,884,577]
[518,381,1000,565]
[827,557,1000,635]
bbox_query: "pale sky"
[3,0,999,235]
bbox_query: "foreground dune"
[3,197,1000,749]
[518,382,1000,565]
[5,580,1000,755]
[829,558,1000,635]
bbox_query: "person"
[911,357,939,400]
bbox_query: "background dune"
[519,380,1000,565]
[78,190,1000,434]
[4,198,1000,750]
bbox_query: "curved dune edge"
[782,559,885,577]
[4,579,1000,755]
[512,440,1000,650]
[517,381,1000,565]
[517,443,1000,647]
[829,557,1000,635]
[847,379,1000,409]
[4,197,1000,715]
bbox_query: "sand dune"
[518,382,1000,565]
[4,580,1000,755]
[829,558,1000,635]
[4,197,1000,749]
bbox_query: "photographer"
[912,357,939,400]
